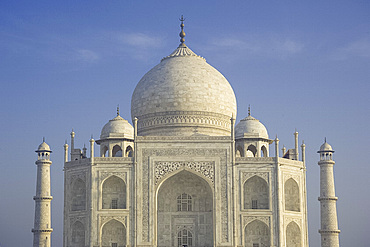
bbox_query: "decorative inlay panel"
[220,162,228,242]
[69,216,85,226]
[284,173,300,184]
[70,173,86,183]
[137,135,231,141]
[100,172,127,183]
[100,215,127,227]
[242,172,269,183]
[236,157,275,162]
[137,111,231,130]
[243,216,270,227]
[154,161,214,185]
[285,216,302,227]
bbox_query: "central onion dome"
[131,19,237,136]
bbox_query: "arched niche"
[236,146,244,157]
[244,220,270,247]
[244,176,269,210]
[261,145,268,157]
[102,176,126,209]
[101,146,108,157]
[101,219,126,247]
[71,178,86,211]
[157,170,213,247]
[112,145,122,157]
[286,221,301,247]
[71,221,85,247]
[285,178,300,212]
[246,144,257,157]
[125,146,133,157]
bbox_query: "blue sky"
[0,1,369,246]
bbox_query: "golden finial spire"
[117,104,120,116]
[179,15,186,46]
[248,105,251,116]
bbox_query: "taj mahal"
[31,18,340,247]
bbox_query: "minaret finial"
[43,137,45,143]
[248,105,251,116]
[117,104,120,116]
[325,137,327,143]
[179,15,186,46]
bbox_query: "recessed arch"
[157,170,213,247]
[71,178,86,211]
[286,221,301,247]
[244,175,269,209]
[102,175,126,209]
[285,178,300,212]
[244,220,270,247]
[112,145,122,157]
[101,219,126,247]
[71,221,85,247]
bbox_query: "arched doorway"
[157,170,213,247]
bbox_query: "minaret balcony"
[318,196,338,201]
[31,228,53,233]
[33,196,53,200]
[319,229,341,234]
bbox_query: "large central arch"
[157,170,214,247]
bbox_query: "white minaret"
[32,139,53,247]
[318,139,340,247]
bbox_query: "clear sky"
[0,1,369,246]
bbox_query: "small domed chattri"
[235,114,269,139]
[100,110,134,139]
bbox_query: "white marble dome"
[131,44,237,136]
[235,115,269,139]
[100,115,134,139]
